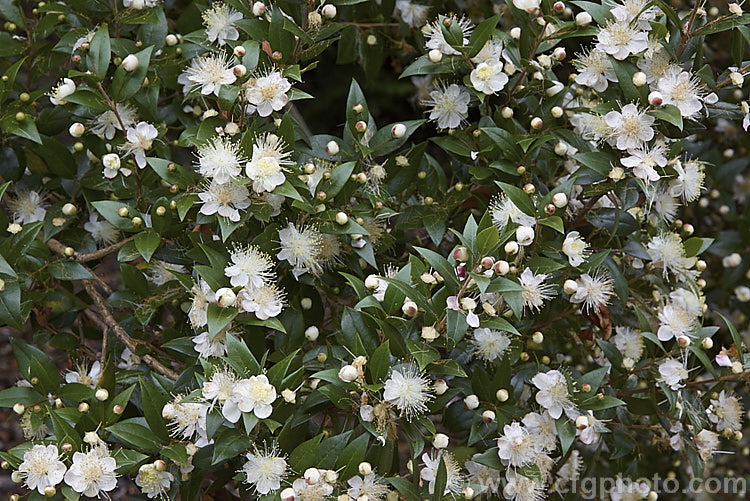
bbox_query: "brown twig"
[47,235,136,263]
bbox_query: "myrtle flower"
[420,450,463,496]
[238,283,286,320]
[393,0,430,28]
[245,70,292,117]
[612,0,658,29]
[225,246,275,289]
[223,375,277,422]
[8,189,47,224]
[198,180,251,222]
[470,60,508,95]
[604,103,655,151]
[193,330,227,358]
[657,68,705,118]
[49,78,76,105]
[471,327,511,361]
[189,279,215,329]
[245,133,292,193]
[694,429,720,462]
[570,270,614,313]
[561,231,590,267]
[120,121,158,169]
[669,160,704,202]
[596,20,649,60]
[203,2,242,45]
[531,369,575,419]
[423,15,473,55]
[65,360,102,388]
[292,476,334,500]
[123,0,159,8]
[522,411,558,452]
[490,194,536,230]
[471,37,504,65]
[708,391,743,432]
[276,223,323,278]
[504,470,545,501]
[196,136,245,184]
[646,233,694,279]
[657,302,695,341]
[202,367,238,410]
[424,83,471,130]
[650,185,680,224]
[347,473,389,501]
[135,463,174,499]
[670,288,703,317]
[612,326,644,363]
[574,49,616,93]
[181,52,236,96]
[90,103,138,140]
[609,478,650,501]
[243,447,287,495]
[658,358,688,391]
[512,0,541,12]
[497,422,544,467]
[383,365,433,418]
[464,456,501,495]
[17,444,67,494]
[621,143,667,182]
[519,267,556,313]
[162,397,210,441]
[146,260,187,286]
[102,153,131,179]
[575,411,607,445]
[63,445,118,497]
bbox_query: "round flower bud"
[516,225,535,246]
[64,247,75,257]
[358,462,372,476]
[12,402,24,415]
[335,212,349,225]
[15,112,25,121]
[701,337,713,350]
[122,54,139,71]
[544,203,556,215]
[95,388,109,401]
[731,361,743,374]
[11,471,23,483]
[338,365,358,383]
[575,415,589,430]
[510,27,521,39]
[365,275,381,290]
[304,326,319,342]
[300,297,313,310]
[632,71,647,87]
[391,123,407,138]
[232,47,246,59]
[551,106,564,118]
[355,120,367,133]
[504,241,519,255]
[113,404,124,414]
[648,91,663,106]
[73,141,84,152]
[480,256,494,269]
[280,487,296,501]
[155,206,166,216]
[552,192,568,208]
[501,107,514,119]
[165,34,178,46]
[233,64,247,77]
[554,142,568,156]
[131,216,143,227]
[553,47,566,60]
[428,49,442,63]
[402,300,419,317]
[575,11,592,25]
[421,326,438,341]
[1,461,8,470]
[325,140,339,155]
[62,203,77,216]
[532,331,544,344]
[496,389,509,402]
[432,433,449,449]
[69,122,85,137]
[434,378,448,395]
[44,486,57,497]
[322,4,337,19]
[252,2,267,16]
[78,402,89,413]
[482,410,496,423]
[304,468,321,485]
[153,459,167,472]
[493,260,510,275]
[215,287,237,307]
[647,491,658,501]
[563,279,578,294]
[520,352,530,361]
[316,352,327,363]
[530,117,543,129]
[464,394,480,409]
[453,246,469,262]
[676,335,690,347]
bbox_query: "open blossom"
[612,0,658,29]
[423,15,473,55]
[243,447,287,494]
[383,365,433,418]
[203,2,242,45]
[393,0,430,28]
[347,473,389,501]
[504,469,545,501]
[245,145,288,193]
[646,232,694,279]
[136,463,174,498]
[497,422,543,467]
[659,358,688,390]
[574,49,616,92]
[694,429,720,461]
[223,375,277,422]
[292,477,334,500]
[604,104,655,151]
[202,366,238,409]
[562,231,590,266]
[420,450,463,495]
[238,283,286,320]
[197,137,245,184]
[189,279,215,328]
[64,445,118,497]
[570,270,614,313]
[225,246,274,289]
[18,444,67,494]
[519,268,556,313]
[245,70,292,117]
[596,20,648,60]
[708,391,743,432]
[121,121,158,168]
[103,152,131,179]
[424,83,470,129]
[84,214,118,244]
[90,103,137,140]
[612,326,644,362]
[471,327,511,361]
[470,60,508,94]
[277,223,323,278]
[669,160,704,202]
[162,398,210,440]
[65,360,102,388]
[522,411,558,452]
[181,52,236,96]
[8,189,47,224]
[490,194,536,230]
[657,302,695,341]
[657,68,705,118]
[49,78,76,105]
[512,0,541,11]
[198,180,251,222]
[193,331,227,358]
[532,370,575,419]
[621,143,667,182]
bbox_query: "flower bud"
[334,212,349,225]
[64,247,75,257]
[325,140,339,155]
[316,352,327,363]
[428,49,442,63]
[575,12,592,26]
[122,54,139,71]
[493,260,510,275]
[355,120,367,133]
[648,91,663,106]
[496,389,509,402]
[44,486,57,497]
[131,216,142,227]
[166,34,178,46]
[516,225,535,246]
[501,107,514,119]
[530,117,543,129]
[95,388,109,401]
[464,394,480,409]
[12,402,24,415]
[421,326,438,341]
[252,2,266,16]
[391,123,406,138]
[11,471,23,483]
[480,256,494,269]
[365,275,380,290]
[532,331,544,344]
[554,142,568,156]
[61,203,77,216]
[731,361,743,374]
[233,64,247,77]
[676,335,690,347]
[432,433,449,449]
[504,241,519,255]
[304,326,319,342]
[304,467,321,485]
[358,462,372,475]
[434,378,448,395]
[510,27,521,39]
[78,402,89,413]
[153,459,167,472]
[113,404,124,414]
[482,410,496,423]
[632,71,647,87]
[552,192,568,208]
[701,337,713,350]
[402,300,419,317]
[453,246,469,262]
[553,47,566,60]
[563,279,578,294]
[325,470,338,483]
[215,287,237,307]
[69,122,85,138]
[280,487,296,501]
[338,365,358,382]
[575,415,589,430]
[322,4,337,19]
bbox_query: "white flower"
[497,422,544,467]
[612,0,659,29]
[649,185,680,224]
[276,223,323,278]
[420,450,463,495]
[522,411,558,452]
[503,469,545,501]
[65,360,102,388]
[63,445,118,498]
[238,283,286,320]
[610,477,650,501]
[670,288,703,317]
[135,463,174,498]
[383,365,433,418]
[575,411,606,445]
[120,121,158,169]
[198,180,251,222]
[612,326,644,362]
[471,328,511,361]
[646,233,694,279]
[189,279,215,329]
[292,477,334,500]
[669,160,704,202]
[604,103,655,151]
[102,152,131,179]
[657,68,705,118]
[708,391,743,432]
[596,20,649,60]
[223,375,276,422]
[245,147,288,193]
[18,444,67,494]
[203,2,242,45]
[470,59,508,94]
[562,231,590,266]
[90,103,138,140]
[8,190,47,224]
[659,358,688,391]
[621,143,667,182]
[347,473,389,501]
[225,246,275,289]
[243,447,287,494]
[393,0,430,28]
[424,83,471,130]
[49,78,76,105]
[490,194,536,230]
[516,225,535,246]
[472,37,504,65]
[197,137,245,184]
[512,0,541,12]
[202,367,238,410]
[424,16,473,55]
[193,330,227,358]
[735,285,750,302]
[570,270,614,313]
[123,0,159,8]
[465,456,501,494]
[657,303,695,341]
[245,70,292,117]
[519,268,556,313]
[531,369,575,419]
[162,398,210,441]
[181,52,236,96]
[694,429,720,461]
[574,49,616,92]
[146,260,187,286]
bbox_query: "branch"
[47,235,136,263]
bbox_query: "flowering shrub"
[2,0,750,499]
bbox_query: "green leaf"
[337,433,370,480]
[433,454,447,501]
[414,246,460,292]
[90,24,111,78]
[111,46,153,101]
[538,216,565,234]
[225,333,261,375]
[106,419,161,450]
[1,117,42,144]
[495,181,536,217]
[555,418,575,455]
[683,237,714,257]
[207,303,238,339]
[135,231,161,262]
[717,312,744,360]
[369,341,391,383]
[211,428,252,465]
[406,340,440,370]
[580,395,626,410]
[467,15,501,56]
[288,433,324,472]
[0,386,42,407]
[139,378,170,441]
[650,104,683,130]
[319,161,356,199]
[49,261,94,281]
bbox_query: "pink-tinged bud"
[280,487,296,501]
[648,91,663,106]
[122,54,139,71]
[434,379,448,395]
[391,123,406,138]
[530,117,543,129]
[493,260,510,275]
[95,388,109,401]
[402,300,418,316]
[581,383,591,392]
[61,442,73,452]
[233,64,247,77]
[325,140,339,155]
[272,51,282,60]
[464,394,480,409]
[575,415,589,430]
[453,246,469,262]
[355,120,367,133]
[481,256,494,268]
[113,404,124,414]
[154,460,167,471]
[233,45,246,57]
[482,410,495,423]
[677,335,691,347]
[462,486,475,499]
[523,183,536,194]
[544,204,556,214]
[456,266,467,280]
[12,403,24,415]
[553,47,566,60]
[322,4,337,19]
[78,402,90,413]
[701,337,713,350]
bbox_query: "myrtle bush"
[1,0,750,500]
